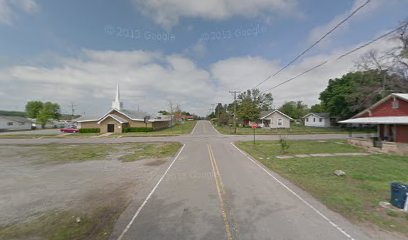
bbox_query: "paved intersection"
[109,121,371,240]
[0,121,372,240]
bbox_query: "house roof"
[73,115,100,122]
[76,109,149,123]
[120,109,149,120]
[0,116,31,123]
[339,116,408,125]
[303,112,330,119]
[353,93,408,118]
[97,114,128,124]
[260,110,293,120]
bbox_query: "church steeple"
[112,83,123,110]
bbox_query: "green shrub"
[123,127,154,133]
[279,136,290,153]
[79,128,100,133]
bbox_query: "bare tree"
[355,21,408,95]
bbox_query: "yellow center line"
[207,144,233,240]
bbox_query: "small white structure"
[0,116,32,131]
[260,110,293,129]
[303,113,332,128]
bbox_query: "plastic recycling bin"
[390,182,408,209]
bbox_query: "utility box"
[390,182,408,209]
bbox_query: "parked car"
[60,126,79,133]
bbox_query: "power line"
[336,25,405,60]
[253,0,371,89]
[229,91,241,134]
[263,23,406,92]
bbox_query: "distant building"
[259,110,293,129]
[76,84,173,134]
[0,116,32,131]
[303,113,335,128]
[340,93,408,155]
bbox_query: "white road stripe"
[230,142,355,240]
[117,144,186,240]
[209,121,221,135]
[190,121,199,135]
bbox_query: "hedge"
[123,127,154,133]
[79,128,100,133]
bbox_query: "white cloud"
[0,0,39,25]
[0,29,401,116]
[0,50,215,116]
[209,32,401,108]
[130,0,300,29]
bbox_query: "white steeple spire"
[112,83,123,110]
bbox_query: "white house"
[0,116,32,131]
[259,110,293,129]
[303,113,332,127]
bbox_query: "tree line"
[209,22,408,124]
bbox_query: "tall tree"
[36,102,61,128]
[318,70,398,119]
[237,89,273,111]
[234,88,273,123]
[310,103,325,113]
[279,101,309,120]
[25,101,43,118]
[237,97,259,122]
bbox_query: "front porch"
[348,137,408,155]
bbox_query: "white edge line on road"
[230,142,356,240]
[117,144,186,240]
[190,121,199,135]
[209,121,221,135]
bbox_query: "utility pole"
[229,91,240,134]
[69,102,77,120]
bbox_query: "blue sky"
[0,0,407,116]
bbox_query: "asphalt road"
[108,121,371,240]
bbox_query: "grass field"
[0,205,124,240]
[237,140,408,235]
[215,124,375,135]
[18,142,182,164]
[119,142,182,162]
[117,120,196,137]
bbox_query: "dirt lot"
[0,143,181,239]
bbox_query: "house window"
[278,119,283,126]
[392,100,399,109]
[306,118,309,122]
[7,122,13,126]
[313,118,316,122]
[319,118,323,122]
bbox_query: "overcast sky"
[0,0,407,116]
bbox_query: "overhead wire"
[263,23,407,92]
[252,0,371,89]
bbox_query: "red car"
[60,127,79,133]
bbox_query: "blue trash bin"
[390,182,408,209]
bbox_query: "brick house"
[340,93,408,154]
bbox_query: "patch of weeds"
[387,210,399,218]
[279,136,290,154]
[119,143,181,162]
[0,205,123,240]
[31,144,118,164]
